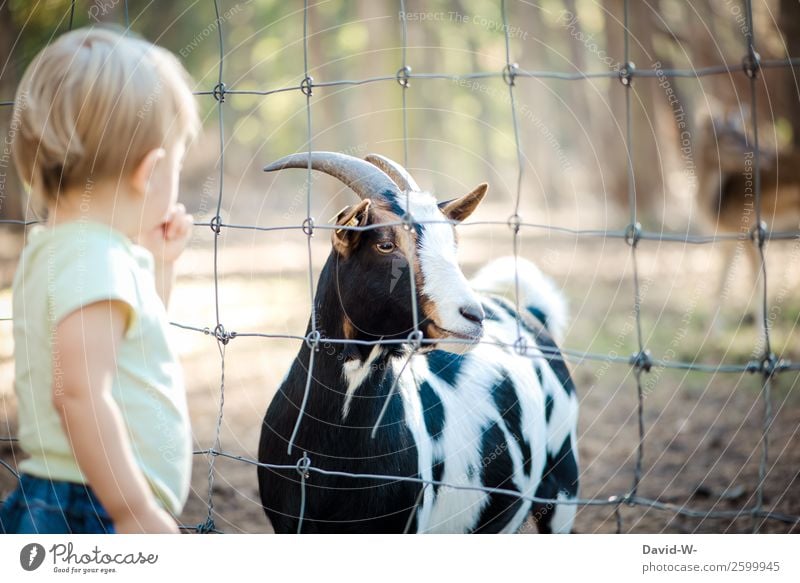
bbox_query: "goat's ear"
[331,198,371,255]
[438,183,488,222]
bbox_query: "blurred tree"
[1,2,24,222]
[1,0,796,227]
[778,0,800,147]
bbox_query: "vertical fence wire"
[500,0,526,355]
[620,0,648,516]
[398,0,421,349]
[286,0,318,464]
[399,0,410,169]
[287,0,319,532]
[199,0,229,534]
[742,0,773,534]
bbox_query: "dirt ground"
[1,218,799,534]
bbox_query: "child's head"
[11,26,200,226]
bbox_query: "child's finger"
[163,205,178,224]
[170,216,187,241]
[165,205,186,239]
[165,217,179,240]
[167,210,192,242]
[164,203,184,222]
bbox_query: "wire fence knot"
[507,213,522,234]
[407,329,423,351]
[630,349,652,373]
[302,217,315,237]
[760,353,781,378]
[750,220,768,248]
[213,324,233,345]
[619,61,635,86]
[502,62,518,86]
[209,214,222,235]
[608,495,625,533]
[300,75,314,96]
[295,453,312,479]
[401,212,416,232]
[212,82,226,102]
[396,65,411,88]
[624,222,642,247]
[196,516,216,534]
[305,330,321,351]
[743,49,761,79]
[514,336,528,356]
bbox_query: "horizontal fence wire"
[3,216,800,246]
[3,57,800,108]
[1,0,799,533]
[192,448,800,525]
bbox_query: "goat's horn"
[263,151,400,200]
[365,154,420,192]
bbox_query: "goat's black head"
[264,151,488,354]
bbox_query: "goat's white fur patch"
[395,191,484,344]
[341,346,381,419]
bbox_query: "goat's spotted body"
[336,292,577,533]
[258,153,578,533]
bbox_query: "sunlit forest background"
[1,1,799,533]
[2,0,799,229]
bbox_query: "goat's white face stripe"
[397,192,482,337]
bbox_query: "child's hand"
[114,505,179,534]
[138,203,193,264]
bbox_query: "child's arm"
[153,262,175,307]
[53,299,178,534]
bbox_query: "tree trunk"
[629,0,663,223]
[604,0,629,211]
[0,2,24,222]
[779,0,800,147]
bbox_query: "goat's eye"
[376,241,395,254]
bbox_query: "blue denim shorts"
[0,474,115,534]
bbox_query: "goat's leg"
[531,433,579,534]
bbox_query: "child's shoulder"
[14,220,150,327]
[15,220,143,290]
[25,220,134,260]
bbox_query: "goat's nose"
[459,304,485,325]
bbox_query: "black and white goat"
[258,152,579,533]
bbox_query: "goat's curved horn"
[263,151,400,200]
[365,153,420,192]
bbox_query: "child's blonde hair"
[12,26,200,214]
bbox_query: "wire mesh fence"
[1,0,799,533]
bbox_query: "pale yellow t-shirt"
[12,219,192,515]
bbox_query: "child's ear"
[130,148,166,195]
